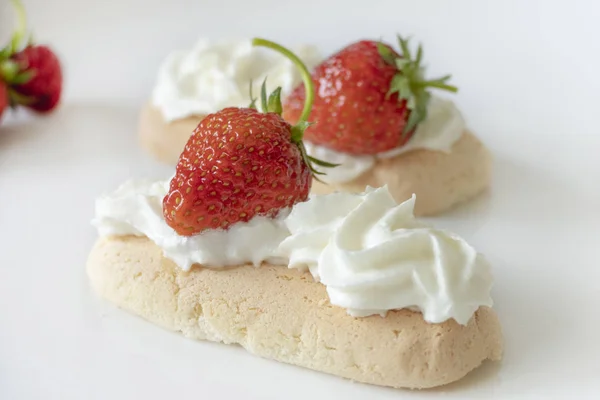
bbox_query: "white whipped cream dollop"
[278,187,493,325]
[93,182,493,325]
[306,96,466,183]
[92,180,289,270]
[152,39,322,121]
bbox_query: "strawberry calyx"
[251,38,338,180]
[247,78,284,115]
[377,35,458,135]
[0,0,36,106]
[1,60,34,85]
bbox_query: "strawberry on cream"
[93,180,290,270]
[304,95,466,183]
[92,181,493,326]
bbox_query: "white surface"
[1,0,599,398]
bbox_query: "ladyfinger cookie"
[87,235,503,390]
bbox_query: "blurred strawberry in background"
[0,0,63,123]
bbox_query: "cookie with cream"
[89,183,502,390]
[94,39,502,389]
[283,36,491,215]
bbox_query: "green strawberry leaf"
[0,60,19,81]
[403,91,430,135]
[387,74,411,100]
[415,43,423,65]
[293,126,340,180]
[397,35,412,60]
[267,87,282,115]
[11,69,33,85]
[403,105,422,135]
[418,75,458,92]
[7,87,34,106]
[260,78,268,113]
[307,156,340,168]
[376,42,396,65]
[290,120,313,143]
[394,58,410,71]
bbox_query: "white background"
[1,0,599,399]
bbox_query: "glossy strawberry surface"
[163,107,311,235]
[283,40,413,155]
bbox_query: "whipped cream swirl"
[93,182,493,325]
[305,96,466,183]
[278,187,493,325]
[152,39,321,121]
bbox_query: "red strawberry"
[283,36,457,155]
[0,81,8,121]
[163,39,334,236]
[0,0,62,113]
[11,45,62,112]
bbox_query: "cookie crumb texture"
[312,131,492,216]
[87,236,503,389]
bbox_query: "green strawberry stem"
[9,0,27,53]
[251,38,314,125]
[251,38,338,179]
